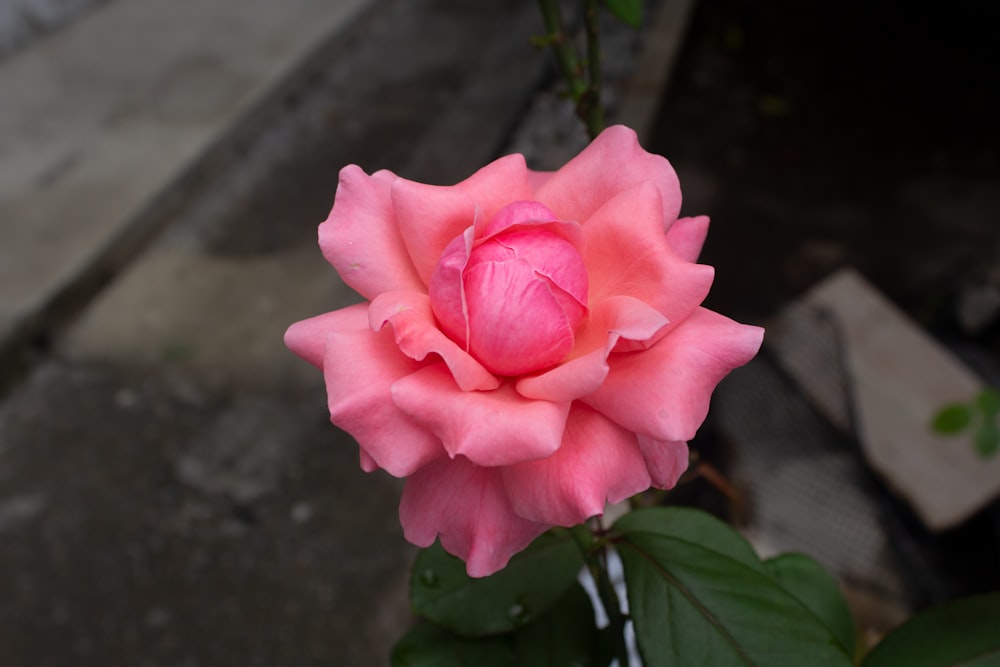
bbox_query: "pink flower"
[285,126,763,577]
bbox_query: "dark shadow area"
[652,0,1000,330]
[653,0,1000,608]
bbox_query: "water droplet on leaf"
[419,569,439,587]
[508,602,531,623]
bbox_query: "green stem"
[587,518,629,665]
[581,0,605,139]
[536,0,587,100]
[536,0,605,140]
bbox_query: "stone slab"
[0,0,375,363]
[769,268,1000,531]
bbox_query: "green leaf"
[392,584,604,667]
[861,593,1000,667]
[973,420,1000,458]
[976,388,1000,417]
[391,621,518,667]
[614,506,764,572]
[932,404,973,434]
[511,583,604,667]
[764,553,856,656]
[602,0,643,28]
[615,507,853,667]
[410,529,585,638]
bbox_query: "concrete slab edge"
[0,0,382,392]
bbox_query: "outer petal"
[400,456,549,577]
[391,364,570,467]
[369,291,499,392]
[637,436,690,489]
[516,295,668,402]
[583,308,764,442]
[319,304,445,477]
[503,404,651,526]
[284,309,351,369]
[392,154,535,285]
[319,166,424,300]
[535,125,682,229]
[666,215,710,263]
[526,169,552,193]
[584,182,714,327]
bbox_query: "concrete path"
[0,0,375,372]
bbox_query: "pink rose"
[285,126,763,577]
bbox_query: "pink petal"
[483,200,558,237]
[666,215,710,263]
[359,449,379,473]
[284,309,352,369]
[319,166,425,300]
[527,169,553,193]
[535,125,682,229]
[465,258,574,376]
[481,202,585,255]
[637,436,689,489]
[392,154,534,285]
[503,404,651,526]
[584,182,714,328]
[495,229,588,310]
[399,456,550,578]
[391,364,570,467]
[427,231,473,348]
[583,307,764,442]
[320,304,445,477]
[369,290,499,392]
[515,296,668,402]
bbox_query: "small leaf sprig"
[932,387,1000,458]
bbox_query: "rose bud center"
[429,201,588,377]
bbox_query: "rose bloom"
[285,126,763,577]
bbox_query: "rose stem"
[535,0,605,140]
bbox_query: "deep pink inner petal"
[464,258,575,376]
[427,233,472,347]
[483,200,559,238]
[495,229,588,309]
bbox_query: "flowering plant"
[285,127,1000,667]
[283,2,1000,663]
[285,125,762,578]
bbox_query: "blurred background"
[1,0,998,664]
